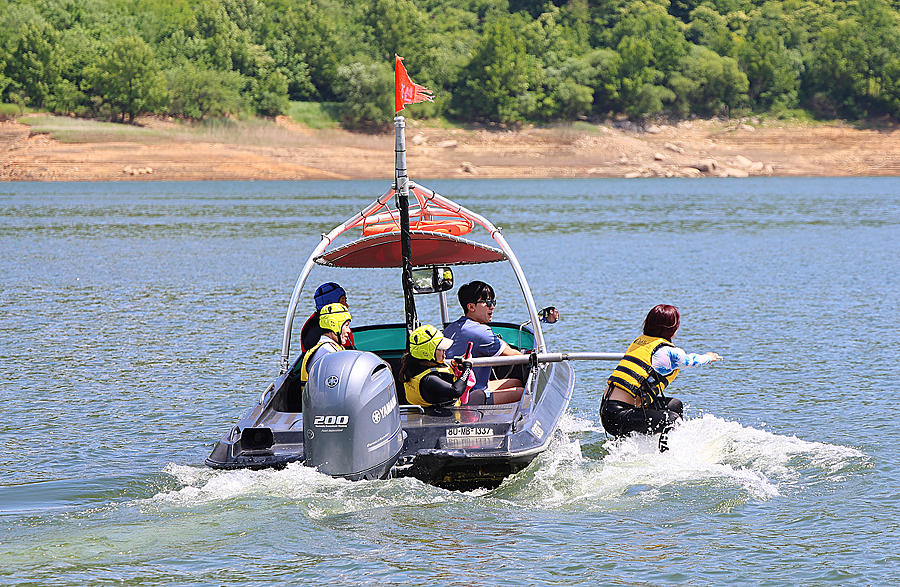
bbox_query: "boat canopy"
[279,117,546,372]
[315,231,506,269]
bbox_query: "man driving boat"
[443,281,525,405]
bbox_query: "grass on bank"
[14,100,345,145]
[0,103,42,117]
[13,101,460,148]
[287,101,341,129]
[15,106,392,151]
[19,115,174,143]
[9,101,885,150]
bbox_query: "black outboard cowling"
[302,350,404,480]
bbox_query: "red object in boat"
[316,231,506,269]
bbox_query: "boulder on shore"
[690,159,718,173]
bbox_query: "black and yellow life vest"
[607,335,680,403]
[299,339,342,384]
[404,364,455,407]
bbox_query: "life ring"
[362,219,472,236]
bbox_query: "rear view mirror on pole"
[411,266,454,294]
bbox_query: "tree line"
[2,0,899,128]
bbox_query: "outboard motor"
[302,350,404,480]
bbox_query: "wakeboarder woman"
[600,304,722,450]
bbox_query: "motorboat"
[205,117,590,491]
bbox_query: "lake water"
[1,177,898,586]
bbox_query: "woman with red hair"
[601,304,722,450]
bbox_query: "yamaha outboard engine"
[302,350,404,480]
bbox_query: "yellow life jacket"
[607,335,680,403]
[404,364,455,407]
[299,339,342,384]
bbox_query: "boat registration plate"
[446,426,493,438]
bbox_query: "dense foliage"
[2,0,899,126]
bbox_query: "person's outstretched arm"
[652,347,723,376]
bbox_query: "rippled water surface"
[1,178,898,586]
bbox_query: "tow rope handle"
[458,342,474,406]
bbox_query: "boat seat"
[489,360,529,384]
[269,372,303,412]
[269,354,306,412]
[379,355,407,404]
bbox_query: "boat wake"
[496,412,868,510]
[156,413,865,515]
[155,461,464,517]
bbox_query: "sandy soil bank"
[2,116,899,181]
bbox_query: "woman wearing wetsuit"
[601,304,722,448]
[399,325,492,407]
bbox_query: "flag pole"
[394,55,432,338]
[395,115,417,337]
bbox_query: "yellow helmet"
[409,324,453,361]
[319,303,351,334]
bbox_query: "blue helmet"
[314,282,346,310]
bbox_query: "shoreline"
[2,116,900,181]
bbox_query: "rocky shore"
[2,116,899,181]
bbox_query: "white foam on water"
[501,412,867,509]
[152,413,867,515]
[557,411,604,435]
[154,462,454,517]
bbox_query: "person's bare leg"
[488,378,524,404]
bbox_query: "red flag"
[395,55,433,113]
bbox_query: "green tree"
[49,24,104,115]
[1,16,59,108]
[540,58,596,120]
[401,0,482,114]
[193,0,266,75]
[617,36,675,117]
[670,44,749,116]
[363,0,427,63]
[267,36,314,101]
[686,5,737,57]
[728,2,806,111]
[166,62,245,119]
[881,56,900,116]
[453,16,543,124]
[333,60,394,130]
[805,17,868,117]
[85,36,169,122]
[273,2,340,100]
[851,0,900,114]
[738,32,802,110]
[162,0,289,116]
[520,7,594,120]
[585,48,624,114]
[607,0,689,116]
[251,68,290,117]
[801,0,900,117]
[0,56,9,97]
[608,0,689,74]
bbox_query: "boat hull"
[205,354,574,490]
[393,450,537,491]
